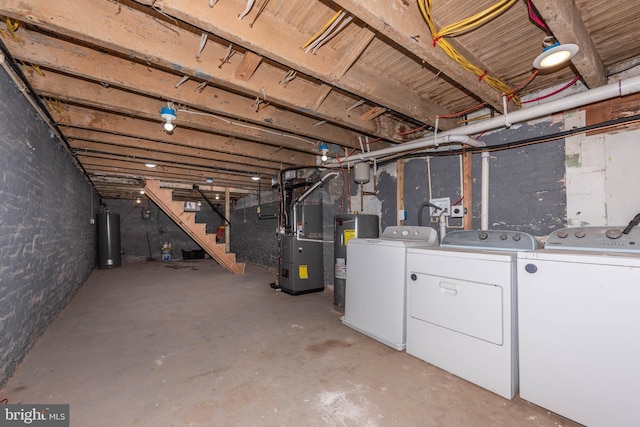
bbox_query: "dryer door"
[409,273,503,345]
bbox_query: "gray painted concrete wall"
[377,121,566,236]
[0,69,97,386]
[103,199,225,262]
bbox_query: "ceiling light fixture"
[215,194,220,200]
[144,163,157,168]
[206,177,213,184]
[160,107,177,132]
[533,38,579,69]
[251,175,260,181]
[139,189,145,194]
[319,143,329,162]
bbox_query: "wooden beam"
[235,51,263,81]
[49,105,313,166]
[80,156,257,189]
[68,139,277,177]
[332,0,510,113]
[0,0,396,140]
[530,0,606,88]
[307,84,333,111]
[28,70,319,154]
[329,27,376,80]
[135,0,452,129]
[63,128,281,172]
[4,29,371,149]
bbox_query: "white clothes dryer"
[406,230,537,399]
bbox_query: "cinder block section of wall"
[377,120,566,236]
[0,70,97,386]
[103,198,225,262]
[231,194,279,269]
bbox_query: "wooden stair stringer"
[144,180,245,274]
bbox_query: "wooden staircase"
[144,180,245,274]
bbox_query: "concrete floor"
[0,260,579,427]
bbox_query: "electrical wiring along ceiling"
[0,0,638,200]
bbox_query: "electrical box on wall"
[429,197,451,216]
[450,205,465,218]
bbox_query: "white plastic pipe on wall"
[481,152,490,231]
[330,74,640,166]
[331,135,485,164]
[433,74,640,139]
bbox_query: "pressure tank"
[353,162,371,184]
[333,214,379,307]
[97,213,121,269]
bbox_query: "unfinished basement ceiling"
[1,0,639,201]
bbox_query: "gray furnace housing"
[279,203,324,295]
[333,214,379,307]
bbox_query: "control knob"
[575,230,586,238]
[478,231,488,240]
[605,229,623,239]
[513,234,521,241]
[557,230,569,238]
[401,230,410,237]
[499,234,508,240]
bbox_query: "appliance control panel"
[545,226,640,252]
[441,230,537,251]
[381,226,438,241]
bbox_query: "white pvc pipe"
[434,74,640,139]
[481,152,490,230]
[332,134,484,164]
[439,213,447,243]
[332,74,640,166]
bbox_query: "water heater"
[333,214,379,306]
[97,213,121,269]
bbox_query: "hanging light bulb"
[319,143,329,162]
[215,194,220,200]
[160,107,177,132]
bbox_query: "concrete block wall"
[230,194,279,269]
[103,198,225,262]
[0,70,97,386]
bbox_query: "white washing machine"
[406,230,537,399]
[342,226,438,350]
[518,226,640,427]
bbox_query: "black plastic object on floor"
[182,249,205,260]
